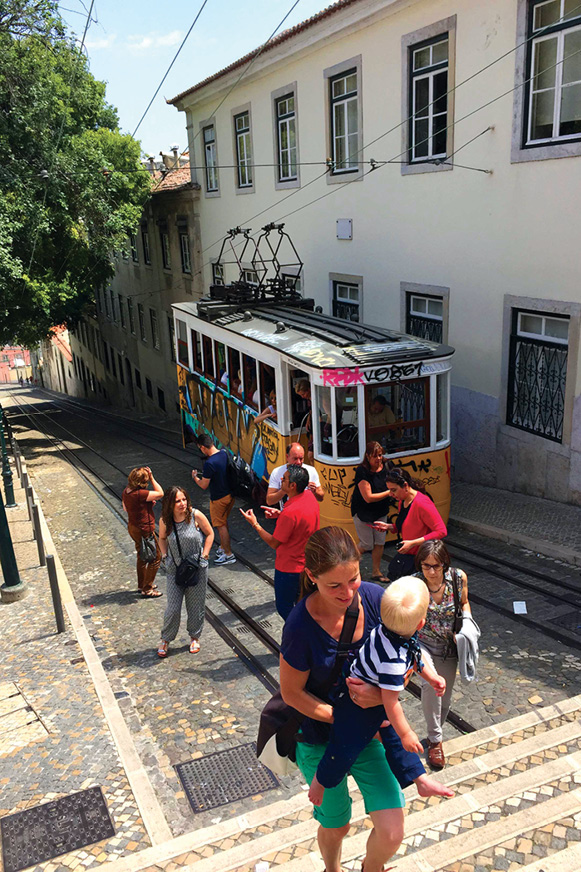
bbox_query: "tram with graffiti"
[172,225,454,533]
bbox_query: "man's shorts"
[353,514,388,550]
[296,738,404,829]
[210,494,235,527]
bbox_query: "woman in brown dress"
[122,466,164,597]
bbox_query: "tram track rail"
[9,390,479,733]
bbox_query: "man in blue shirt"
[192,434,236,565]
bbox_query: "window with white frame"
[525,1,581,145]
[160,229,171,269]
[212,262,225,285]
[234,111,252,188]
[410,35,449,162]
[137,304,146,342]
[276,94,297,181]
[406,294,444,343]
[282,272,302,294]
[242,269,258,286]
[333,280,360,321]
[179,231,191,274]
[507,309,569,442]
[330,70,359,172]
[149,308,160,349]
[141,227,151,265]
[203,125,219,192]
[176,319,189,367]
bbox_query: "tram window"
[317,385,333,457]
[202,335,214,380]
[290,370,311,429]
[258,362,277,424]
[228,348,242,397]
[191,330,203,373]
[365,380,429,453]
[436,372,449,443]
[242,354,258,409]
[215,342,227,388]
[336,386,359,458]
[176,320,189,367]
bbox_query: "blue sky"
[59,0,327,155]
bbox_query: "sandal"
[142,589,163,598]
[189,638,201,654]
[371,574,390,583]
[157,641,168,658]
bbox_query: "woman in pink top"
[375,468,447,580]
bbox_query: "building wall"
[173,0,581,503]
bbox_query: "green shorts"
[295,738,405,829]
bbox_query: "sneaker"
[214,552,236,565]
[215,546,225,557]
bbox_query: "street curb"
[31,481,173,846]
[449,514,581,567]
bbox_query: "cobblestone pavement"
[6,386,581,845]
[0,471,150,872]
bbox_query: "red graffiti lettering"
[322,367,365,387]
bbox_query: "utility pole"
[0,407,16,507]
[0,486,25,602]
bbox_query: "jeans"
[127,524,161,593]
[274,569,301,620]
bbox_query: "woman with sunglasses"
[414,540,471,770]
[375,468,447,579]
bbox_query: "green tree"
[0,1,152,345]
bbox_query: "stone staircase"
[96,693,581,872]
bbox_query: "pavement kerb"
[449,513,581,567]
[30,481,173,846]
[520,843,581,871]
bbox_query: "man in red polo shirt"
[240,465,320,619]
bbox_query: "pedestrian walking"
[192,433,236,565]
[350,441,392,583]
[157,486,214,657]
[375,468,447,580]
[240,464,320,619]
[414,540,472,770]
[122,466,164,598]
[266,441,324,506]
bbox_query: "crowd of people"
[122,433,477,872]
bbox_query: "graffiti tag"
[319,466,354,508]
[260,425,279,464]
[322,362,423,387]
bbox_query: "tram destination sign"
[0,787,115,872]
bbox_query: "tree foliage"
[0,1,152,345]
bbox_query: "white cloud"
[86,34,117,50]
[127,30,184,52]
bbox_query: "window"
[177,319,189,367]
[135,368,142,390]
[215,341,227,387]
[258,362,276,422]
[127,297,136,335]
[242,269,258,286]
[333,281,360,321]
[202,335,215,380]
[109,288,116,323]
[409,36,449,162]
[102,343,110,372]
[234,111,252,188]
[203,125,218,191]
[282,272,302,294]
[130,234,138,263]
[365,381,430,454]
[212,262,225,285]
[168,315,176,362]
[406,294,444,343]
[436,371,450,444]
[150,308,160,349]
[104,289,111,320]
[111,351,117,378]
[158,388,166,411]
[330,70,359,172]
[525,1,581,146]
[138,304,146,342]
[118,354,124,385]
[179,231,192,274]
[118,295,126,330]
[191,329,203,372]
[507,309,569,442]
[160,229,171,269]
[146,377,153,399]
[242,354,258,409]
[228,347,242,396]
[276,94,297,181]
[141,227,151,265]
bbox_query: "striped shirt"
[350,624,420,691]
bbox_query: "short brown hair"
[300,527,359,599]
[362,441,383,470]
[415,540,451,573]
[128,467,149,489]
[161,486,193,534]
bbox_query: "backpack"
[223,450,256,501]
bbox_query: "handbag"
[173,517,207,588]
[451,568,464,634]
[387,549,416,580]
[256,592,360,777]
[139,533,157,564]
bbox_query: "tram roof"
[173,301,454,369]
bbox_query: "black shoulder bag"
[173,515,207,588]
[256,592,360,777]
[451,568,464,634]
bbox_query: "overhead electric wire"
[131,0,210,139]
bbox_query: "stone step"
[520,842,581,871]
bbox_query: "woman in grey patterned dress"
[157,486,214,657]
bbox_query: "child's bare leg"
[415,773,454,797]
[309,773,325,806]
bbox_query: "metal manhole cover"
[1,786,115,872]
[176,742,279,813]
[550,610,581,633]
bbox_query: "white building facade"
[170,0,581,505]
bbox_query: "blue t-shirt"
[202,450,230,501]
[280,581,383,745]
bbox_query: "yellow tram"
[172,293,454,534]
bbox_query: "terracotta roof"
[169,0,363,104]
[50,327,73,362]
[152,166,195,192]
